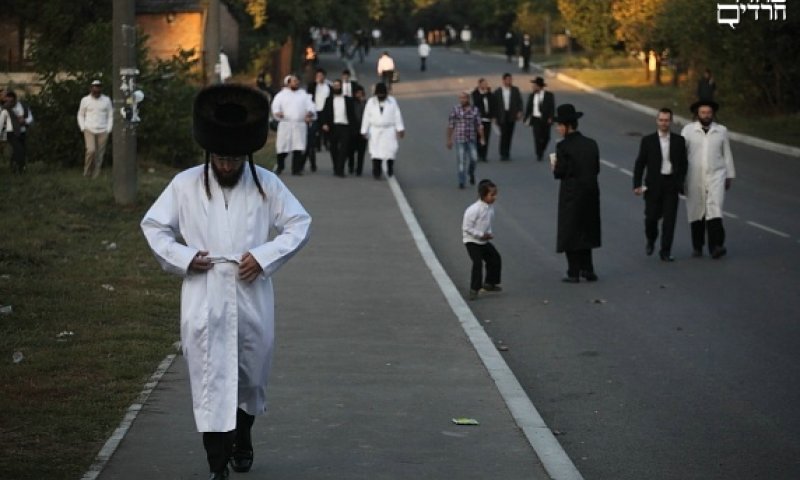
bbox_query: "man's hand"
[633,187,644,196]
[322,124,330,133]
[397,130,405,139]
[725,178,733,191]
[239,252,263,283]
[275,111,284,119]
[189,250,212,273]
[446,139,453,150]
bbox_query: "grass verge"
[0,143,275,479]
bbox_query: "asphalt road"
[349,46,800,480]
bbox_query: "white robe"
[681,121,735,222]
[271,88,316,154]
[360,96,405,160]
[141,165,311,432]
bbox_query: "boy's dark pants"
[465,242,501,291]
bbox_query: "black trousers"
[465,242,502,291]
[372,158,394,179]
[498,119,515,159]
[644,175,680,254]
[420,57,427,71]
[530,117,550,159]
[329,124,352,176]
[277,151,306,175]
[691,217,725,253]
[8,132,25,173]
[478,120,492,160]
[306,120,320,170]
[565,249,594,278]
[202,408,255,473]
[348,134,367,175]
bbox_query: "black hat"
[690,99,719,114]
[193,84,269,155]
[553,103,583,123]
[530,76,546,87]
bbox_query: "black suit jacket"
[632,132,688,191]
[524,90,555,124]
[492,86,523,124]
[320,95,357,131]
[471,88,496,121]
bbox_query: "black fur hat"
[193,84,269,155]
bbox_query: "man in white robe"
[681,99,735,259]
[360,82,404,179]
[141,84,311,480]
[271,75,316,175]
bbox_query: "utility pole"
[204,0,221,85]
[112,0,138,205]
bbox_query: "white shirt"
[462,199,494,244]
[418,43,431,58]
[5,102,33,133]
[77,94,114,134]
[333,96,348,124]
[377,55,395,75]
[313,82,330,112]
[502,87,511,111]
[342,81,353,97]
[658,132,672,175]
[532,91,543,118]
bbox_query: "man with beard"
[360,82,405,179]
[471,78,495,162]
[551,104,601,283]
[681,100,735,259]
[320,79,356,177]
[272,75,316,175]
[141,84,311,480]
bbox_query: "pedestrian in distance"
[306,68,331,172]
[340,69,361,97]
[504,32,516,63]
[320,79,357,177]
[77,79,113,179]
[632,108,688,262]
[140,84,311,480]
[681,99,735,259]
[418,39,431,72]
[1,90,33,174]
[447,91,484,189]
[471,78,495,162]
[460,25,472,53]
[349,85,368,176]
[463,179,502,300]
[697,68,716,102]
[551,104,601,283]
[520,34,532,73]
[360,82,405,179]
[492,73,523,161]
[523,76,555,162]
[271,75,316,175]
[377,51,395,91]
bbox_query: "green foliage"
[557,0,617,60]
[135,50,202,168]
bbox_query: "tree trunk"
[654,54,662,86]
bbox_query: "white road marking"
[387,177,584,480]
[618,168,633,177]
[600,159,618,169]
[723,211,739,219]
[747,221,791,238]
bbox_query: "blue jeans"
[455,141,478,186]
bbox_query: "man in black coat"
[471,78,495,162]
[633,108,688,261]
[320,79,357,177]
[552,104,601,283]
[492,73,523,161]
[524,76,555,161]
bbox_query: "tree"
[612,0,669,84]
[557,0,617,61]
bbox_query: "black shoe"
[692,249,703,257]
[291,171,304,176]
[459,183,465,189]
[230,450,254,473]
[561,276,579,283]
[646,242,655,256]
[469,174,475,185]
[208,467,229,480]
[311,164,317,172]
[536,154,543,162]
[659,251,675,262]
[581,271,598,282]
[711,246,727,259]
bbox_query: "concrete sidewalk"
[92,165,551,479]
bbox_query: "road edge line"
[387,176,583,480]
[80,353,178,480]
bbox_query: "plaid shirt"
[448,104,481,143]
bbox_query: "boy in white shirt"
[462,179,502,300]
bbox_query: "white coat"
[272,88,316,154]
[681,121,735,222]
[360,96,405,160]
[141,165,311,432]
